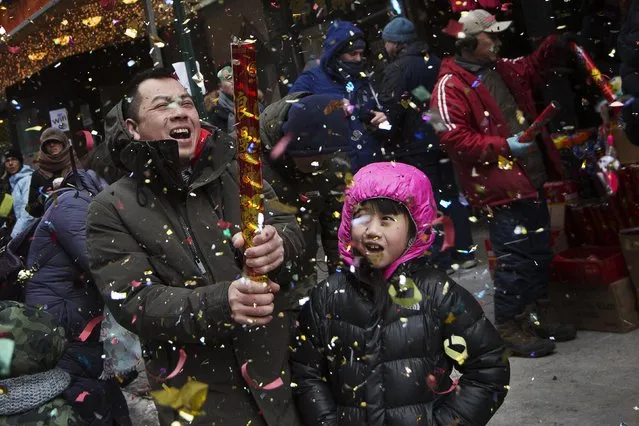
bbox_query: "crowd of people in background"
[0,3,635,424]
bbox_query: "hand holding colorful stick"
[231,39,267,282]
[519,101,561,143]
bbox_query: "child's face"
[351,202,412,270]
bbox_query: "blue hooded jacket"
[8,165,35,238]
[25,169,130,425]
[289,21,384,170]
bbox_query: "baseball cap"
[459,9,512,37]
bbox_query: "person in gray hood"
[86,68,304,425]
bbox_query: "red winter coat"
[430,35,564,207]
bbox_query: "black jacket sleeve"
[429,277,510,425]
[26,170,49,218]
[378,62,407,137]
[290,283,339,425]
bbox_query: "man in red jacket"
[430,9,577,358]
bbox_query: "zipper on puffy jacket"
[175,208,209,276]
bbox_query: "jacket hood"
[338,162,437,279]
[104,99,131,170]
[46,169,107,209]
[320,20,366,69]
[8,165,34,185]
[0,301,67,378]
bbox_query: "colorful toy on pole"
[570,42,618,104]
[231,39,266,281]
[519,101,561,143]
[569,42,622,195]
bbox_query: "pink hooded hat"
[338,162,438,279]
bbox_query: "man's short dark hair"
[123,68,178,121]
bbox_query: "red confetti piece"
[442,20,464,38]
[216,220,233,229]
[500,2,512,12]
[147,348,187,382]
[427,374,459,395]
[433,214,455,252]
[131,314,137,325]
[131,280,141,288]
[75,391,90,402]
[241,361,284,390]
[78,315,104,342]
[270,133,293,161]
[7,46,20,54]
[117,200,124,210]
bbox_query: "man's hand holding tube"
[228,225,284,326]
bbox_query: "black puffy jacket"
[290,261,510,425]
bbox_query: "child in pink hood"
[290,162,510,425]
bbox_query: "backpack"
[0,217,57,301]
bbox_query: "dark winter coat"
[291,162,509,425]
[429,36,564,207]
[289,21,385,170]
[618,0,639,145]
[86,100,304,426]
[25,169,131,426]
[379,40,443,162]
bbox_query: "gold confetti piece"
[166,229,173,235]
[468,216,478,223]
[515,109,525,125]
[151,34,166,48]
[498,155,513,170]
[53,35,72,46]
[444,312,456,324]
[124,28,138,38]
[471,167,479,177]
[82,16,103,27]
[360,402,367,407]
[28,52,46,61]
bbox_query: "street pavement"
[452,228,639,426]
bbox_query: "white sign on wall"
[49,108,70,131]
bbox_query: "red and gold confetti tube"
[570,42,617,103]
[519,101,561,143]
[231,40,266,281]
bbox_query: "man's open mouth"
[169,128,192,139]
